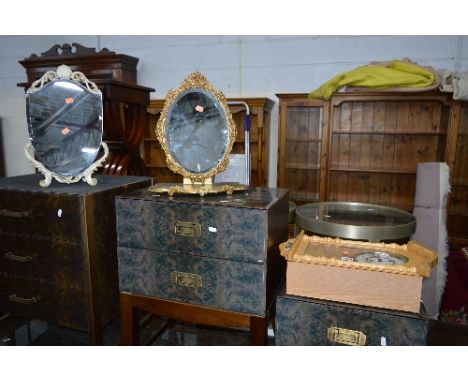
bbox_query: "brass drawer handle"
[9,294,40,305]
[327,326,366,346]
[173,221,201,237]
[0,209,32,218]
[4,252,36,263]
[171,271,203,288]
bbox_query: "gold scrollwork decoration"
[279,230,437,277]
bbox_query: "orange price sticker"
[195,105,204,113]
[64,97,74,104]
[61,127,70,135]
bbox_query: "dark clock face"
[355,251,408,265]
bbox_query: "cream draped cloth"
[439,70,468,101]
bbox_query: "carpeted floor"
[439,248,468,326]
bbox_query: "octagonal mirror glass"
[24,65,108,187]
[27,79,103,177]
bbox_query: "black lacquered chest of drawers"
[116,187,289,344]
[0,174,152,344]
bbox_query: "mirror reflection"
[27,79,103,177]
[165,90,228,173]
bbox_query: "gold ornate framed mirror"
[149,72,247,196]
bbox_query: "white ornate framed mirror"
[24,64,109,187]
[149,72,247,196]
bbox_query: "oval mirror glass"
[155,71,238,192]
[26,78,103,177]
[165,89,228,174]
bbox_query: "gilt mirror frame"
[24,64,109,187]
[156,72,237,184]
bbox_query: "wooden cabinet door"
[447,101,468,248]
[277,94,329,204]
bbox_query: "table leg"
[249,315,268,345]
[120,292,139,345]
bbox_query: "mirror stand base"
[148,182,247,197]
[24,141,109,187]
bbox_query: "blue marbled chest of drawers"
[276,291,429,346]
[115,187,289,317]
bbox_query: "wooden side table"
[120,292,271,345]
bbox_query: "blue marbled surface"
[115,187,288,316]
[275,294,428,346]
[115,189,289,263]
[118,246,266,315]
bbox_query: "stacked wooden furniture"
[116,187,288,345]
[145,98,274,186]
[0,174,151,344]
[18,43,154,176]
[277,92,468,248]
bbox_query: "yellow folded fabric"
[309,60,436,100]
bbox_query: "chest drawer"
[116,198,267,263]
[275,293,428,346]
[0,274,89,331]
[0,233,86,287]
[0,190,82,242]
[117,246,267,315]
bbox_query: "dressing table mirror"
[149,72,247,196]
[25,64,109,187]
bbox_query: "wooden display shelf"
[331,130,447,135]
[285,163,321,170]
[284,138,322,142]
[328,166,416,174]
[278,94,329,204]
[452,180,468,187]
[448,211,468,217]
[289,192,319,203]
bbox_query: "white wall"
[1,35,467,186]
